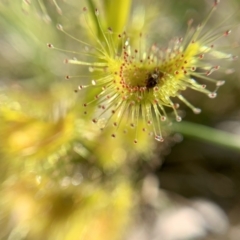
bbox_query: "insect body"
[146,69,163,90]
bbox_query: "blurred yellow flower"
[1,174,133,240]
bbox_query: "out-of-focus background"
[0,0,240,240]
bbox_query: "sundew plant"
[0,0,239,240]
[48,0,236,143]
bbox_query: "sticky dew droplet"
[155,135,164,142]
[193,108,201,114]
[208,92,217,98]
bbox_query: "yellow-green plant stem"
[86,0,132,44]
[173,121,240,152]
[86,0,102,39]
[103,0,131,35]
